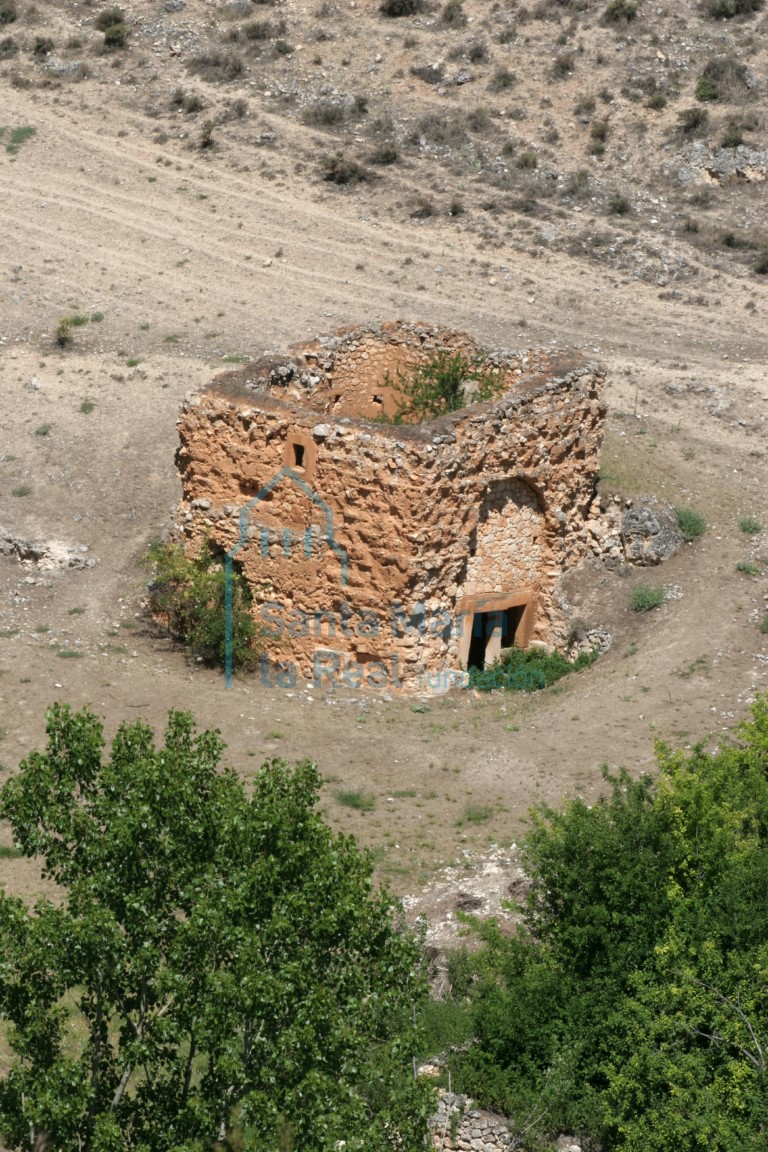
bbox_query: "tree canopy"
[0,705,432,1152]
[440,695,768,1150]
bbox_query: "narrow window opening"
[293,443,305,469]
[372,394,383,406]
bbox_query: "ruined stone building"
[174,321,606,692]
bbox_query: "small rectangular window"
[293,443,305,469]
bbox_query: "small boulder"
[621,501,682,566]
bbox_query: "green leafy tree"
[442,696,768,1149]
[0,705,432,1151]
[384,351,505,423]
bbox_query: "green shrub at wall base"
[144,540,260,671]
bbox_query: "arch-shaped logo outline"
[224,466,349,686]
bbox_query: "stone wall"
[466,479,545,596]
[430,1091,514,1151]
[429,1092,583,1152]
[174,322,607,693]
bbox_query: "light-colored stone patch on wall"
[465,479,546,597]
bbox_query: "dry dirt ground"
[0,0,767,946]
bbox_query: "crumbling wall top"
[202,321,598,435]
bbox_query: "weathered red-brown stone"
[174,321,606,693]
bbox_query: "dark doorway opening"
[501,605,525,651]
[468,616,489,670]
[468,606,526,670]
[292,443,305,470]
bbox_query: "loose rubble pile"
[0,531,96,570]
[429,1092,516,1152]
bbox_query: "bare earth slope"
[0,0,766,924]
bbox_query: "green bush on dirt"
[702,0,763,17]
[143,539,260,671]
[602,0,638,23]
[476,646,599,693]
[675,505,707,541]
[631,583,665,612]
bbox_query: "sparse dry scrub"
[322,152,374,183]
[188,48,244,82]
[380,0,425,16]
[301,99,347,128]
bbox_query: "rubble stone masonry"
[174,321,606,692]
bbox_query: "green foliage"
[441,696,768,1149]
[702,0,763,17]
[676,505,707,541]
[488,66,516,92]
[302,100,346,128]
[367,142,399,165]
[603,0,638,22]
[4,125,35,156]
[736,561,759,575]
[631,583,664,612]
[0,706,433,1152]
[334,788,376,812]
[386,351,503,423]
[379,0,425,15]
[417,998,473,1061]
[440,0,467,26]
[56,317,74,346]
[321,152,373,184]
[459,802,494,825]
[199,119,215,150]
[477,645,599,694]
[94,7,124,30]
[760,611,768,634]
[0,0,16,25]
[55,315,89,345]
[143,539,260,672]
[678,105,709,134]
[721,121,744,146]
[103,21,128,48]
[739,514,762,536]
[696,75,720,101]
